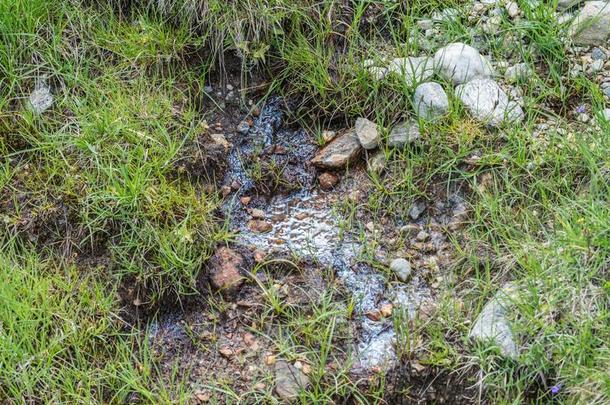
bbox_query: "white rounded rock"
[456,78,524,126]
[413,82,449,120]
[390,258,412,282]
[434,42,494,85]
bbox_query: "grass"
[1,0,609,403]
[0,243,190,402]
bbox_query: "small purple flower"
[576,105,586,114]
[551,383,562,395]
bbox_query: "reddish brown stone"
[230,180,242,190]
[247,220,273,233]
[311,130,361,169]
[318,172,339,191]
[254,250,266,263]
[209,247,245,294]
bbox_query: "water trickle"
[222,98,429,372]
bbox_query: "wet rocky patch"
[144,78,485,402]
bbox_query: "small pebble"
[237,120,250,134]
[318,172,339,191]
[416,230,430,241]
[591,47,607,61]
[390,258,412,282]
[250,208,265,219]
[590,59,604,73]
[409,203,426,220]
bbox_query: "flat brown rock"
[311,130,362,169]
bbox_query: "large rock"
[469,286,518,358]
[434,43,493,85]
[387,56,434,85]
[456,78,524,126]
[209,247,245,294]
[413,82,449,120]
[355,117,379,149]
[311,130,362,169]
[570,1,610,46]
[388,121,420,148]
[274,361,310,401]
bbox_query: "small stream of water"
[223,99,430,371]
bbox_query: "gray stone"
[570,1,610,46]
[505,1,520,18]
[413,82,449,120]
[388,121,420,148]
[409,202,426,220]
[591,47,607,60]
[590,59,605,72]
[311,130,362,169]
[274,361,310,401]
[557,13,573,25]
[601,108,610,120]
[416,230,430,241]
[387,56,434,85]
[363,58,376,68]
[469,286,518,358]
[28,81,53,114]
[355,117,379,150]
[603,86,610,98]
[504,63,532,83]
[456,78,524,126]
[390,258,412,282]
[237,120,250,134]
[434,43,494,85]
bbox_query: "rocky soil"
[150,0,610,401]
